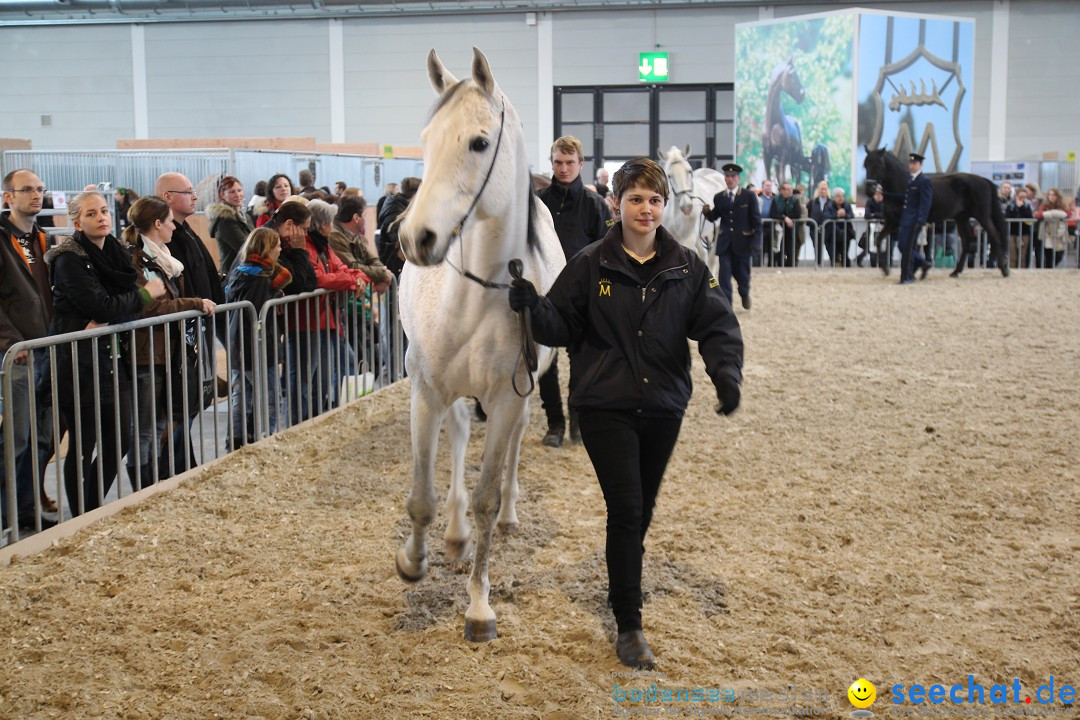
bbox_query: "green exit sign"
[639,52,669,83]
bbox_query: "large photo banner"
[856,13,975,189]
[735,15,855,197]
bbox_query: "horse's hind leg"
[950,220,974,277]
[496,400,529,534]
[444,397,472,568]
[463,399,520,642]
[396,385,447,583]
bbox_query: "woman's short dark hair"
[612,157,669,202]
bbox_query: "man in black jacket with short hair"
[535,135,612,447]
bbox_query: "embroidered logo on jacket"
[598,278,612,297]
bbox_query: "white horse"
[395,48,564,642]
[658,145,725,278]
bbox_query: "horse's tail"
[981,177,1008,248]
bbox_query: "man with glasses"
[154,173,226,475]
[0,169,57,537]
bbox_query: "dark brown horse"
[762,58,806,184]
[863,147,1009,277]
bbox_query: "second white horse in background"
[658,145,725,279]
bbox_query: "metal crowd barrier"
[1005,217,1077,270]
[1,302,255,545]
[2,278,408,547]
[255,279,405,437]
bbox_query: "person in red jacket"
[288,199,368,422]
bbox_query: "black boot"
[568,410,581,445]
[542,423,565,448]
[616,630,656,669]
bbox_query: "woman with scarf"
[224,227,292,444]
[45,192,168,516]
[292,199,368,421]
[120,196,216,488]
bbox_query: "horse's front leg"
[463,398,520,642]
[443,397,472,568]
[396,384,447,583]
[496,399,529,534]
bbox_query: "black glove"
[716,377,740,416]
[508,277,539,312]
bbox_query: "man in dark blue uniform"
[897,152,934,284]
[702,163,761,309]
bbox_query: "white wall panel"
[552,7,756,87]
[1005,0,1080,160]
[0,25,134,148]
[144,20,331,140]
[343,15,540,165]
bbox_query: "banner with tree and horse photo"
[735,14,855,198]
[735,9,973,204]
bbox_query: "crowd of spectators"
[1,169,408,535]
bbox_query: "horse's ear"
[684,144,692,159]
[471,46,496,95]
[657,147,665,160]
[863,144,871,154]
[428,49,458,95]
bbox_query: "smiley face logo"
[848,678,877,709]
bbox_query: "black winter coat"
[537,176,612,260]
[45,233,150,407]
[529,224,743,417]
[377,193,412,277]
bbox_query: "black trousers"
[60,392,132,517]
[579,408,682,633]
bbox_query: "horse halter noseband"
[439,96,538,398]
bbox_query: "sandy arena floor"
[1,269,1078,720]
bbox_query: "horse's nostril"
[420,228,437,251]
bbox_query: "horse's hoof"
[395,548,427,584]
[948,269,961,278]
[497,521,519,535]
[1000,265,1010,277]
[464,617,497,643]
[445,537,471,562]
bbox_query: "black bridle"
[666,158,716,250]
[437,97,538,397]
[444,99,510,290]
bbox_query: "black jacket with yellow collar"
[0,214,52,354]
[529,223,743,417]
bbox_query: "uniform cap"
[908,153,925,163]
[721,163,743,175]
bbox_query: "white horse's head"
[399,47,521,266]
[658,144,695,216]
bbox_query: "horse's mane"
[526,173,541,256]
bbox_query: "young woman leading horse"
[509,158,744,669]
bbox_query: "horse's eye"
[470,137,490,153]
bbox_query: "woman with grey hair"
[287,199,369,421]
